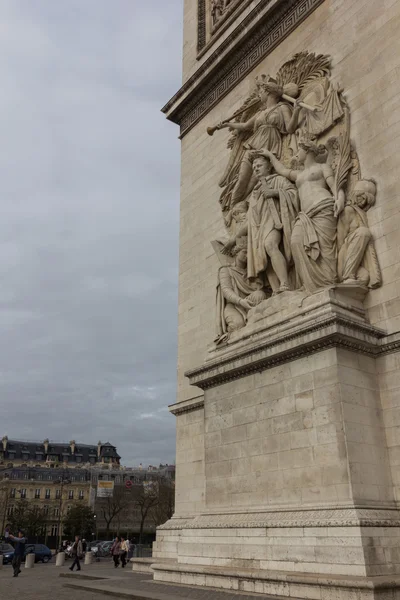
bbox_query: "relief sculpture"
[211,0,237,27]
[208,52,382,344]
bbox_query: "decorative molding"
[169,396,205,416]
[199,0,256,59]
[185,314,387,390]
[197,0,207,52]
[158,508,400,530]
[163,0,327,137]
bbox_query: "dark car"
[0,543,15,565]
[1,543,52,564]
[26,544,52,563]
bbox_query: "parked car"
[92,540,113,557]
[0,543,15,565]
[2,543,52,564]
[87,540,102,551]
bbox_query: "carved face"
[236,248,247,266]
[232,201,247,223]
[295,146,307,164]
[353,181,376,210]
[354,191,368,209]
[252,157,272,179]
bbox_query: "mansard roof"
[0,439,119,464]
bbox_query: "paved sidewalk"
[0,560,278,600]
[0,561,110,600]
[60,562,277,600]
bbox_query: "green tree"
[9,499,47,541]
[63,505,95,539]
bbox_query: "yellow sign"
[97,481,114,498]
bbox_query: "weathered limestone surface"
[151,0,400,597]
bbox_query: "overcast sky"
[0,1,183,466]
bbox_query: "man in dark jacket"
[69,535,83,572]
[9,530,27,577]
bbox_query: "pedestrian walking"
[120,536,129,568]
[127,539,134,560]
[8,529,27,578]
[69,535,83,572]
[111,536,121,568]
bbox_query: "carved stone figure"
[260,140,343,294]
[207,51,382,344]
[337,179,382,288]
[211,0,235,27]
[215,78,302,209]
[223,155,299,293]
[215,238,266,344]
[211,0,224,26]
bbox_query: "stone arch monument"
[147,2,400,598]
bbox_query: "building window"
[44,505,49,515]
[56,489,61,500]
[68,490,74,500]
[23,473,28,479]
[35,489,41,499]
[7,506,14,516]
[51,525,58,536]
[45,489,50,499]
[10,488,16,498]
[20,489,26,499]
[79,490,84,500]
[54,508,60,517]
[37,473,43,480]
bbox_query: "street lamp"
[54,471,71,552]
[93,514,97,539]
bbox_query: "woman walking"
[111,536,121,568]
[120,536,129,568]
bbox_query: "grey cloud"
[0,0,183,466]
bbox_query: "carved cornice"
[163,0,326,137]
[169,396,205,416]
[185,315,387,390]
[158,507,400,530]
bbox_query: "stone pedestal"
[25,553,35,568]
[55,552,65,567]
[84,552,93,565]
[153,288,400,598]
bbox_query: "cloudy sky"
[0,1,183,466]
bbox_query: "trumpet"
[207,94,317,136]
[206,99,261,136]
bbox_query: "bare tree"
[132,481,160,545]
[99,486,131,537]
[150,480,175,527]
